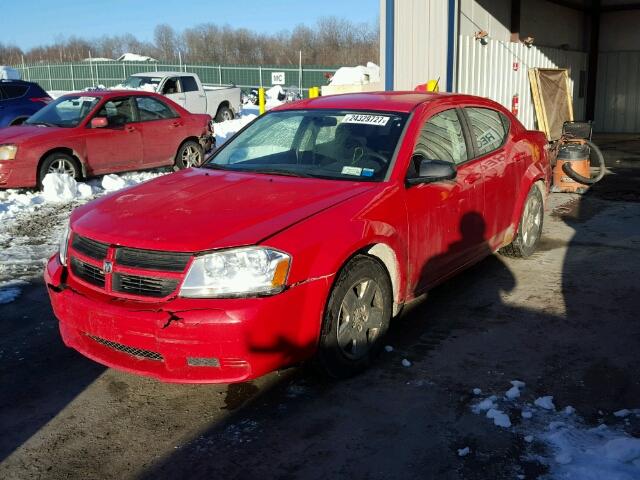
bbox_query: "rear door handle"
[171,120,183,127]
[125,125,136,132]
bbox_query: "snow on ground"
[469,381,640,479]
[0,280,26,304]
[0,115,253,298]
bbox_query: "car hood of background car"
[70,168,377,252]
[0,125,67,144]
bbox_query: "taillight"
[30,97,52,104]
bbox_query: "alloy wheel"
[182,145,202,168]
[47,158,76,176]
[522,193,543,248]
[336,278,385,360]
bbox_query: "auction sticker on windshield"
[342,114,390,126]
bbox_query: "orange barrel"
[552,143,591,193]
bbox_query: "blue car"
[0,80,52,127]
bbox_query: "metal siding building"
[380,0,640,133]
[379,0,451,91]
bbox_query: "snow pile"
[486,408,512,428]
[506,380,526,400]
[470,381,640,479]
[112,83,158,93]
[0,280,26,304]
[457,447,470,457]
[116,53,157,62]
[534,396,556,410]
[329,62,380,86]
[101,174,127,192]
[0,66,21,80]
[542,419,640,479]
[42,174,93,203]
[213,114,256,146]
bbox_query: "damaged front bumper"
[45,255,331,383]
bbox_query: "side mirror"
[91,117,108,128]
[406,154,457,186]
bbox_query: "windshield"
[122,76,161,90]
[205,110,408,181]
[25,95,100,128]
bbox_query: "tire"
[315,255,393,379]
[175,140,204,169]
[38,153,80,189]
[499,184,544,258]
[215,106,234,123]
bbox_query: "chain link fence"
[13,61,338,93]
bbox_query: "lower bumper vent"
[86,334,163,362]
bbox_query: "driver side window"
[95,97,135,127]
[415,109,468,165]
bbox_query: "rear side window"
[180,76,199,92]
[465,107,507,156]
[415,109,468,165]
[135,96,177,121]
[1,84,29,100]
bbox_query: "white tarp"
[0,66,21,80]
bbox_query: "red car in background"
[45,92,550,383]
[0,90,213,189]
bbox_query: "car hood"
[71,168,376,252]
[0,125,66,144]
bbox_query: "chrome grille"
[112,273,178,298]
[70,257,105,287]
[72,235,109,260]
[115,247,191,272]
[86,334,163,361]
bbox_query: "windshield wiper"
[242,168,315,178]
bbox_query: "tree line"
[0,17,379,66]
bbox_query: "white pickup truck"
[122,72,242,122]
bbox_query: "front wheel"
[38,153,80,189]
[175,140,204,169]
[315,255,393,379]
[499,184,544,258]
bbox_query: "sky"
[1,0,379,50]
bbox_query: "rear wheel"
[175,140,204,169]
[215,106,234,123]
[315,255,393,378]
[38,153,80,189]
[499,184,544,258]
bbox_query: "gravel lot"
[1,135,638,479]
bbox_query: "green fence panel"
[14,61,338,93]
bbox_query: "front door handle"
[125,125,136,133]
[170,120,183,128]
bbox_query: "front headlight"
[180,247,290,298]
[58,222,71,266]
[0,145,18,161]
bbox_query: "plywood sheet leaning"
[528,68,574,141]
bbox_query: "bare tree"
[9,17,379,66]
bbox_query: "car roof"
[273,91,496,113]
[130,72,189,77]
[61,90,159,98]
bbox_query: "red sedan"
[0,90,212,189]
[45,92,550,383]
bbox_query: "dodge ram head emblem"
[102,260,113,274]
